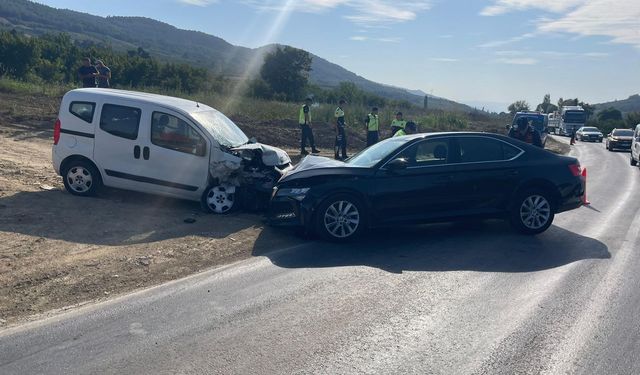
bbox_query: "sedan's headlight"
[275,187,310,201]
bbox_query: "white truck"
[559,106,587,136]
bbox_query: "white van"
[53,89,291,213]
[631,124,640,167]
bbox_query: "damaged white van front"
[52,88,291,213]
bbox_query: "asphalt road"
[2,136,639,375]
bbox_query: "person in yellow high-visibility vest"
[390,111,406,137]
[393,121,417,137]
[364,107,380,147]
[298,97,319,155]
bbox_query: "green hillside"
[594,94,640,115]
[0,0,473,112]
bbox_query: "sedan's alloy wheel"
[323,200,360,238]
[519,195,551,230]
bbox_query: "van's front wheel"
[202,184,236,214]
[62,160,101,196]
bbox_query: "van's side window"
[151,112,206,156]
[69,102,95,123]
[100,104,141,140]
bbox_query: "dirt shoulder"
[0,91,307,327]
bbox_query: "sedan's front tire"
[315,194,366,242]
[510,189,555,235]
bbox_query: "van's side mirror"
[505,124,512,130]
[386,158,409,171]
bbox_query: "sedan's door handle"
[143,146,150,160]
[133,145,140,159]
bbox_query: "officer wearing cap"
[299,97,319,155]
[364,107,380,147]
[508,117,543,147]
[390,112,406,137]
[334,99,348,160]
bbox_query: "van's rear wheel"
[202,185,236,214]
[62,160,101,196]
[631,155,638,166]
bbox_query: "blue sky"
[34,0,640,112]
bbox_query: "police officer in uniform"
[390,111,406,137]
[299,97,319,155]
[334,99,348,160]
[365,107,380,147]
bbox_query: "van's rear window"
[69,102,95,123]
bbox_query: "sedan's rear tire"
[315,194,366,242]
[510,189,555,235]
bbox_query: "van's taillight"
[53,119,61,145]
[568,163,582,177]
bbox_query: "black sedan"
[269,132,585,241]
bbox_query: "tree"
[260,46,312,101]
[626,112,640,128]
[508,100,530,115]
[597,107,623,122]
[535,94,556,113]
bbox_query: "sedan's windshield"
[582,127,599,132]
[191,110,248,148]
[347,137,410,167]
[613,129,633,136]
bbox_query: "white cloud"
[430,57,459,62]
[178,0,218,6]
[350,35,402,42]
[480,0,640,48]
[495,57,538,65]
[243,0,432,25]
[480,0,585,16]
[478,33,536,48]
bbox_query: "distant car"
[269,132,585,241]
[511,112,548,147]
[576,127,603,142]
[631,124,640,167]
[606,128,634,151]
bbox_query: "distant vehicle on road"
[547,112,561,134]
[269,132,585,241]
[511,112,548,147]
[631,124,640,167]
[576,126,603,142]
[559,106,587,136]
[606,128,634,151]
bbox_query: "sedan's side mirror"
[386,158,409,171]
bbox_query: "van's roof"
[64,88,214,114]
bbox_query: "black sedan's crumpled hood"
[292,155,346,172]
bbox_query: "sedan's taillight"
[53,118,61,145]
[568,163,582,177]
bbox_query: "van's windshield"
[191,110,249,148]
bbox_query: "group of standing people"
[78,57,111,88]
[298,97,417,160]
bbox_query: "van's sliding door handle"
[143,147,150,160]
[133,145,140,159]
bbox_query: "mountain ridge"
[0,0,474,111]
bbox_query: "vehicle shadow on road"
[253,221,610,274]
[0,189,259,245]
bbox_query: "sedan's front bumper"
[609,141,632,150]
[268,196,310,227]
